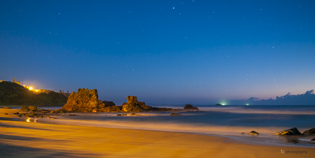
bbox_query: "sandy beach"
[1,109,314,158]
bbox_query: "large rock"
[62,88,104,112]
[183,104,199,110]
[122,96,152,112]
[302,128,315,135]
[249,131,259,135]
[276,127,303,135]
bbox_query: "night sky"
[1,0,315,105]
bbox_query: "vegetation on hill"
[0,81,67,106]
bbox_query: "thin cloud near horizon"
[225,89,315,105]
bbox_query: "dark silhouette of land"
[0,81,67,106]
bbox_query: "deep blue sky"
[1,0,315,105]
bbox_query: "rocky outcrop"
[311,138,315,141]
[60,90,180,113]
[62,88,105,112]
[2,106,11,109]
[249,131,259,135]
[302,128,315,135]
[183,104,199,110]
[121,96,153,112]
[276,127,303,135]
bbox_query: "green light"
[246,104,249,106]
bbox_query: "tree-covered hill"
[0,81,67,106]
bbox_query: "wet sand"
[1,109,314,158]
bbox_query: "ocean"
[5,105,315,147]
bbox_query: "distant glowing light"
[221,102,226,106]
[29,87,33,90]
[35,89,38,92]
[246,104,249,106]
[26,118,30,122]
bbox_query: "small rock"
[240,132,245,134]
[55,109,67,113]
[28,105,37,111]
[3,106,11,109]
[311,138,315,141]
[20,106,29,112]
[5,113,8,115]
[170,113,181,116]
[117,114,127,116]
[249,131,259,135]
[67,114,77,116]
[25,112,35,117]
[183,104,199,110]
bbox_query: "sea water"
[7,105,315,147]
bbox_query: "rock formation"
[183,104,199,110]
[62,88,105,112]
[98,100,121,112]
[60,89,180,113]
[276,127,302,135]
[121,96,153,112]
[302,128,315,135]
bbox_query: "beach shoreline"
[1,109,315,157]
